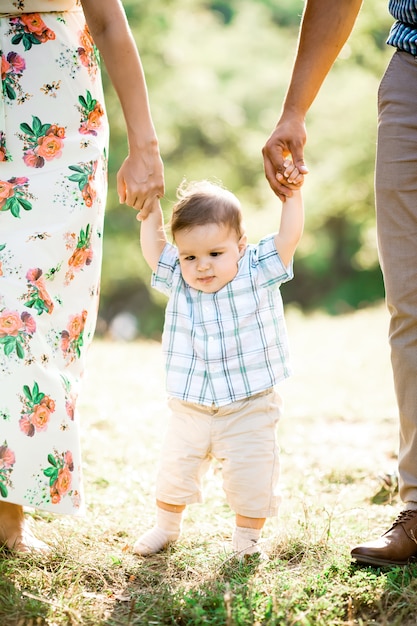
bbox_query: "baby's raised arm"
[139,200,167,272]
[274,160,304,267]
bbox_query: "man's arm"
[139,201,167,273]
[262,0,363,199]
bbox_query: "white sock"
[232,526,262,558]
[133,508,182,556]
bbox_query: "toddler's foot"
[133,526,179,556]
[232,526,268,561]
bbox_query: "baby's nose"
[197,258,210,271]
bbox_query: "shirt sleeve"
[255,235,294,288]
[151,242,180,296]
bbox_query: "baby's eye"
[184,255,196,261]
[210,252,221,257]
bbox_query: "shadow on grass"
[346,561,417,625]
[107,544,272,626]
[0,546,49,625]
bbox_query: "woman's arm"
[81,0,164,217]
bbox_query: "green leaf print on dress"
[67,160,97,206]
[78,91,104,136]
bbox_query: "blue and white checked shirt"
[388,1,417,54]
[152,235,293,407]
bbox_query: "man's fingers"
[264,158,281,194]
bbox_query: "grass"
[2,303,416,625]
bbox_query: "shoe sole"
[352,553,417,567]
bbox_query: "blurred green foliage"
[100,0,393,337]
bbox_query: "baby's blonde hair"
[170,180,244,241]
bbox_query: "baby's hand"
[276,159,304,189]
[136,197,162,221]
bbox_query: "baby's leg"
[134,399,212,557]
[133,500,185,556]
[232,514,266,559]
[213,390,282,559]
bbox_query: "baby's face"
[175,222,247,293]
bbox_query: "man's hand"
[262,114,309,200]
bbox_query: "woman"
[0,0,164,551]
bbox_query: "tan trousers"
[376,50,417,504]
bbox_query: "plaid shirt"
[388,1,417,54]
[152,235,293,407]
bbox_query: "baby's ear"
[238,234,247,256]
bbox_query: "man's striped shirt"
[388,1,417,54]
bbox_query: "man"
[262,0,417,567]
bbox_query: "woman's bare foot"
[0,502,50,553]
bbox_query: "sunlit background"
[99,0,392,339]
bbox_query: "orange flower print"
[43,450,74,504]
[0,180,14,204]
[43,449,74,505]
[20,116,65,169]
[68,247,93,271]
[0,309,24,337]
[24,267,54,315]
[10,13,55,49]
[0,177,32,218]
[77,24,99,78]
[1,51,28,103]
[68,310,87,340]
[36,134,64,161]
[78,91,104,136]
[19,382,56,437]
[0,308,36,358]
[61,310,88,362]
[65,224,93,284]
[31,404,51,431]
[0,441,16,497]
[56,466,72,495]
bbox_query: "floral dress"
[0,0,108,514]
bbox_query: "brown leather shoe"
[351,510,417,566]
